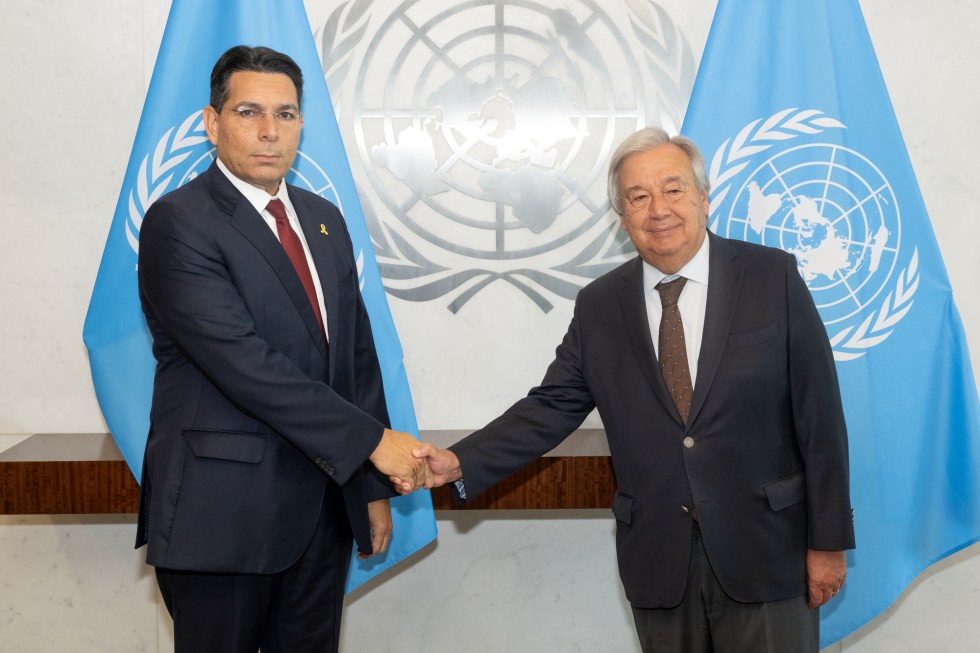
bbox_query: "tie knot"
[656,276,687,306]
[266,199,288,223]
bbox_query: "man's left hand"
[806,549,847,608]
[358,499,392,559]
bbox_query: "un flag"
[82,0,435,592]
[682,0,980,646]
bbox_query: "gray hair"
[607,127,710,216]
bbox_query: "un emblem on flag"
[708,109,919,361]
[125,111,350,261]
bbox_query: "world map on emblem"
[327,0,695,310]
[353,0,647,260]
[722,143,901,327]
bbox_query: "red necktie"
[266,199,326,341]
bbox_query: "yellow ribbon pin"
[320,224,328,235]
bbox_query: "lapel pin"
[320,224,329,235]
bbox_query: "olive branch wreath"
[125,111,210,260]
[122,108,368,298]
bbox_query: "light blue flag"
[82,0,436,592]
[682,0,980,644]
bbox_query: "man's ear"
[202,105,220,146]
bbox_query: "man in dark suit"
[400,128,854,651]
[137,46,427,653]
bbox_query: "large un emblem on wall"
[709,109,918,361]
[319,0,694,312]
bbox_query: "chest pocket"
[728,321,778,349]
[764,471,806,512]
[183,429,266,463]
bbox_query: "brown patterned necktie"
[266,199,326,343]
[656,277,693,424]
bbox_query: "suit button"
[683,437,695,448]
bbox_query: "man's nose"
[257,113,279,140]
[647,193,669,218]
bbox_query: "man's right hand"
[391,443,462,495]
[369,429,432,491]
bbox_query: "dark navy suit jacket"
[136,162,391,573]
[451,232,855,607]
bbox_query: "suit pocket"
[728,321,778,349]
[612,492,634,525]
[182,429,267,463]
[763,471,806,511]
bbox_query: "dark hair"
[209,45,304,110]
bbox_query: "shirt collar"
[642,232,711,296]
[215,157,294,216]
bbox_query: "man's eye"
[275,111,297,122]
[236,109,257,118]
[630,194,648,205]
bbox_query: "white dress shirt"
[642,235,710,387]
[215,158,329,339]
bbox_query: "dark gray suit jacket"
[136,163,391,573]
[451,231,855,608]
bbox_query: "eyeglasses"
[223,106,302,125]
[624,185,691,213]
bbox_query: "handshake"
[369,428,462,495]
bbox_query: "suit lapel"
[205,166,329,359]
[617,257,680,422]
[291,189,341,360]
[688,232,744,426]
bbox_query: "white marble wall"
[2,0,979,651]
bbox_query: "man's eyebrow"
[229,101,300,111]
[623,176,686,194]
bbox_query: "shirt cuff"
[453,479,467,503]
